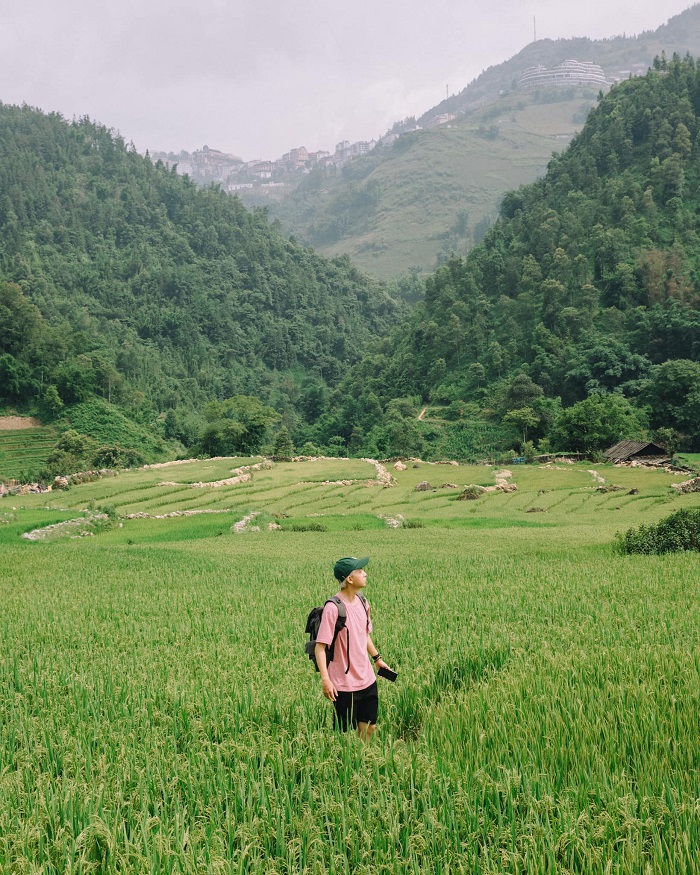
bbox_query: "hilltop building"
[518,59,608,89]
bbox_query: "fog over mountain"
[1,0,695,159]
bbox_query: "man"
[315,556,392,739]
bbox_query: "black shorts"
[333,681,378,731]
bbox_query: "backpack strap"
[325,597,347,669]
[358,592,369,628]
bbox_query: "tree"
[0,354,34,402]
[199,395,280,456]
[503,407,540,445]
[40,385,64,419]
[0,283,44,356]
[272,426,295,461]
[163,409,181,441]
[653,427,681,457]
[643,360,700,437]
[549,394,647,454]
[505,373,543,410]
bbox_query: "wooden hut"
[603,440,667,463]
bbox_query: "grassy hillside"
[247,90,591,279]
[2,460,699,871]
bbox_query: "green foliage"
[92,446,145,469]
[0,104,399,441]
[288,521,327,532]
[653,427,682,458]
[502,407,540,445]
[44,429,97,477]
[324,54,700,457]
[198,395,279,455]
[642,360,700,441]
[63,399,165,461]
[271,425,295,461]
[39,385,64,419]
[403,518,424,528]
[549,394,647,454]
[617,508,700,554]
[299,441,320,456]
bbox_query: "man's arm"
[315,642,338,701]
[367,634,390,671]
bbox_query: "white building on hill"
[518,59,608,89]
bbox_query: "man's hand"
[322,676,338,701]
[315,642,336,700]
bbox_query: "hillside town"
[150,113,458,192]
[151,136,386,191]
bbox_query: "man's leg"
[357,721,375,740]
[333,691,352,731]
[355,683,378,740]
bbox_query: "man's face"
[347,568,367,587]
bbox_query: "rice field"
[2,457,699,873]
[0,426,57,480]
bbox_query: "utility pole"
[534,16,537,42]
[446,84,449,101]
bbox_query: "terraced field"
[12,455,695,538]
[0,426,57,480]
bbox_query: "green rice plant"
[402,519,424,528]
[0,509,699,872]
[2,459,700,871]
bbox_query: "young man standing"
[315,556,392,740]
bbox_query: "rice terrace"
[1,453,699,873]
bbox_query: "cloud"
[0,0,695,157]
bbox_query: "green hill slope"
[0,104,400,449]
[311,55,700,456]
[265,91,591,279]
[250,5,700,279]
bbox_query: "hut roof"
[604,440,666,462]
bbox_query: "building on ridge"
[518,60,608,89]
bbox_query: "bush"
[299,442,320,456]
[289,522,327,532]
[616,508,700,554]
[93,445,145,469]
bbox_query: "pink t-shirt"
[317,592,375,692]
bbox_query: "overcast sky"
[0,0,695,160]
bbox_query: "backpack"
[305,594,368,673]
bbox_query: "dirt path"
[0,416,42,430]
[418,406,428,421]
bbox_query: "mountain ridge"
[242,4,700,278]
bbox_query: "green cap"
[333,556,369,582]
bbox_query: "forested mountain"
[251,5,700,279]
[4,57,700,470]
[0,104,399,457]
[312,56,700,457]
